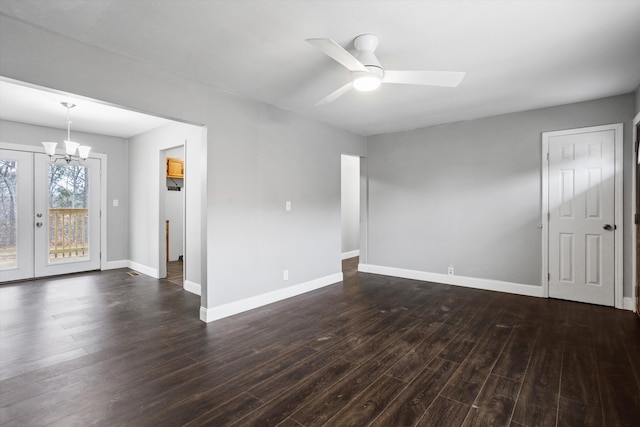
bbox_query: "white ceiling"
[1,0,639,137]
[0,80,170,138]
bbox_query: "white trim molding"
[184,280,201,296]
[541,123,624,309]
[200,272,343,323]
[104,260,129,270]
[623,297,635,312]
[127,261,159,278]
[342,250,360,260]
[360,264,543,298]
[632,112,640,315]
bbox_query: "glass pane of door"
[47,164,90,264]
[34,154,100,277]
[0,150,34,282]
[0,160,18,270]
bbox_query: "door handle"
[603,224,613,231]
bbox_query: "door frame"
[541,123,623,308]
[632,112,640,314]
[0,142,108,272]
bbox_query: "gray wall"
[341,154,360,255]
[368,94,636,297]
[206,93,366,305]
[0,119,129,263]
[636,84,640,114]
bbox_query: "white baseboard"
[127,261,159,279]
[200,272,343,323]
[342,250,360,260]
[184,280,201,296]
[360,264,544,298]
[104,260,129,270]
[623,297,635,311]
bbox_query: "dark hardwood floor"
[166,260,184,287]
[1,257,639,426]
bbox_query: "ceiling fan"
[306,34,465,107]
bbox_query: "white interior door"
[0,149,34,281]
[547,129,615,306]
[0,150,100,282]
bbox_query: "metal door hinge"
[547,212,550,221]
[548,272,550,281]
[546,152,550,161]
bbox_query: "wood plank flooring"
[1,258,639,426]
[166,260,183,287]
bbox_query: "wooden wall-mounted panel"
[166,157,184,178]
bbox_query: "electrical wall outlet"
[283,270,289,280]
[447,266,454,276]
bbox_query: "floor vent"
[127,271,141,277]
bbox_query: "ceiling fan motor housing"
[353,34,383,70]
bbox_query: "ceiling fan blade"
[306,38,367,72]
[383,70,465,87]
[315,82,354,107]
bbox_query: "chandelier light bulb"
[64,140,80,156]
[42,141,58,156]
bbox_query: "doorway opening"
[341,154,360,275]
[163,146,185,287]
[0,78,206,300]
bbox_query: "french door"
[0,149,100,282]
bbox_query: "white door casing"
[542,124,623,307]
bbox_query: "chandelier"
[41,102,91,164]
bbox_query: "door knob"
[603,224,613,231]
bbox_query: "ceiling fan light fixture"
[308,34,465,105]
[353,72,381,92]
